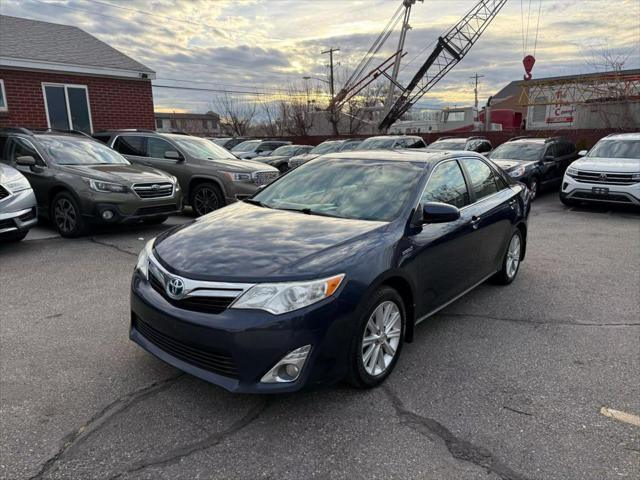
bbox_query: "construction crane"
[328,0,507,132]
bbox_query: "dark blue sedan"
[130,150,530,393]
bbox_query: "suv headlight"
[222,171,252,182]
[169,175,180,190]
[88,179,129,193]
[135,239,154,280]
[508,165,526,178]
[231,274,345,315]
[4,176,31,192]
[566,167,578,177]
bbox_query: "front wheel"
[528,176,539,201]
[51,192,86,237]
[190,182,224,217]
[348,287,405,388]
[492,229,523,285]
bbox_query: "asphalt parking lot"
[1,193,639,480]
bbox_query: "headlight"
[566,167,578,177]
[508,165,526,178]
[222,171,252,182]
[231,274,345,315]
[4,176,31,192]
[88,179,129,193]
[169,175,180,190]
[135,239,154,280]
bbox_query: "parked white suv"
[560,133,640,207]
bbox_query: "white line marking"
[600,407,640,427]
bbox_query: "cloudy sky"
[1,0,638,113]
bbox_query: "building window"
[155,118,163,129]
[42,83,93,133]
[0,79,7,112]
[531,96,547,124]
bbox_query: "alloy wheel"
[506,234,521,279]
[54,198,77,233]
[530,179,538,200]
[193,187,219,215]
[362,301,402,376]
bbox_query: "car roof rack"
[0,127,34,135]
[32,128,93,138]
[93,129,157,134]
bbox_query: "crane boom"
[378,0,508,131]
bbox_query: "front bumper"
[561,175,640,205]
[0,188,38,236]
[79,188,184,223]
[130,272,356,393]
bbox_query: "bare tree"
[211,92,256,136]
[258,99,283,137]
[279,82,316,136]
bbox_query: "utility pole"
[321,47,340,101]
[470,73,484,110]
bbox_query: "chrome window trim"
[148,252,255,299]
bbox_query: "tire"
[1,230,28,242]
[347,286,406,389]
[492,229,523,285]
[277,163,289,174]
[528,176,540,201]
[51,192,86,238]
[142,215,169,225]
[190,182,224,217]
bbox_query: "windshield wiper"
[277,207,342,218]
[243,198,272,209]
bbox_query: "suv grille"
[133,316,239,378]
[572,171,637,185]
[0,185,9,199]
[135,204,178,216]
[133,182,174,198]
[149,271,235,314]
[253,171,279,186]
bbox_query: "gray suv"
[95,130,279,216]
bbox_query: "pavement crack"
[107,397,270,479]
[89,237,138,257]
[29,373,184,480]
[383,385,530,480]
[503,406,533,417]
[439,312,640,328]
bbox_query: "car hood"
[290,153,319,163]
[570,157,640,173]
[0,163,25,183]
[153,202,388,282]
[56,164,170,184]
[492,159,536,171]
[213,157,277,172]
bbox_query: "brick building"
[0,15,155,133]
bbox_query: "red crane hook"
[523,55,535,80]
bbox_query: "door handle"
[470,215,481,229]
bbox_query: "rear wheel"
[51,192,86,237]
[348,286,405,388]
[492,229,523,285]
[190,182,224,217]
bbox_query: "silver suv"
[0,163,37,241]
[95,130,279,216]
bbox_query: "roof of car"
[363,135,422,141]
[321,149,468,164]
[604,132,640,140]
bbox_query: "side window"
[545,143,559,159]
[147,137,176,158]
[461,158,500,201]
[421,160,469,208]
[114,136,146,156]
[561,142,575,156]
[478,141,492,153]
[8,137,43,165]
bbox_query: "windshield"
[170,136,236,160]
[340,141,362,152]
[271,145,298,156]
[310,141,343,155]
[428,140,467,151]
[211,138,231,146]
[490,142,545,161]
[253,158,424,221]
[588,140,640,159]
[37,137,129,165]
[358,138,396,150]
[231,140,260,152]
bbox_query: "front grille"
[18,207,36,221]
[572,192,632,203]
[253,171,279,186]
[0,185,9,199]
[149,271,234,314]
[572,171,637,185]
[133,316,239,378]
[135,204,178,216]
[133,182,174,198]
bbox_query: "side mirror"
[164,150,182,161]
[578,150,587,157]
[423,202,460,224]
[16,156,36,166]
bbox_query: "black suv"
[0,128,182,236]
[489,137,577,200]
[426,136,492,154]
[94,130,279,216]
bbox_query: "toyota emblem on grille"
[599,173,607,181]
[166,277,185,299]
[151,184,160,191]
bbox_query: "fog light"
[261,345,311,383]
[563,182,568,190]
[102,210,115,220]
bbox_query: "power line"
[155,77,312,95]
[152,84,331,99]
